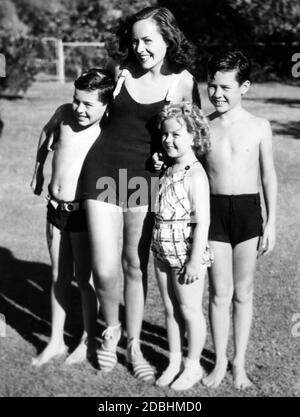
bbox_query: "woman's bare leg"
[122,206,154,380]
[85,200,122,346]
[122,206,152,341]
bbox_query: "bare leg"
[170,266,207,391]
[155,260,184,354]
[172,267,207,360]
[122,206,152,341]
[122,206,154,380]
[32,223,72,366]
[65,231,97,365]
[202,241,233,388]
[154,259,184,386]
[85,200,122,335]
[232,237,258,389]
[85,200,123,372]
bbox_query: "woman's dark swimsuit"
[81,73,183,209]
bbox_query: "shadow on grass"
[244,97,300,108]
[243,96,300,139]
[0,246,83,354]
[0,93,24,100]
[117,307,215,375]
[263,98,300,108]
[271,121,300,139]
[0,246,214,373]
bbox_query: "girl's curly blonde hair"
[157,102,211,157]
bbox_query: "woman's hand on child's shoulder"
[152,152,164,171]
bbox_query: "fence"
[41,38,105,83]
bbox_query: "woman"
[81,6,201,381]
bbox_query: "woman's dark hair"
[117,7,195,73]
[207,50,251,85]
[74,68,115,104]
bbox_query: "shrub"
[0,30,41,97]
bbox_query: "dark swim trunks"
[208,193,263,247]
[46,197,87,233]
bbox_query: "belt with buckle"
[59,201,81,212]
[46,195,82,212]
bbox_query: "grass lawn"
[0,79,299,397]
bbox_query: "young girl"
[152,102,213,391]
[81,7,201,380]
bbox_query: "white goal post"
[42,38,105,83]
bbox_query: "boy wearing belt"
[30,69,114,366]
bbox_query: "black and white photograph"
[0,0,299,401]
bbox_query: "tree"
[0,1,40,96]
[9,0,156,78]
[12,0,69,37]
[231,0,300,42]
[158,0,300,80]
[0,29,41,96]
[4,0,299,85]
[0,0,28,35]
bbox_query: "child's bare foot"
[233,365,252,390]
[65,339,96,365]
[202,359,228,388]
[32,342,67,367]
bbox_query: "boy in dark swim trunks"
[202,51,277,389]
[30,69,114,366]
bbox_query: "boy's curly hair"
[117,7,195,73]
[157,102,211,157]
[74,68,115,104]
